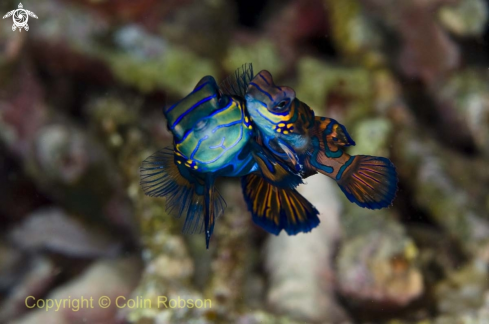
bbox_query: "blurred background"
[0,0,489,323]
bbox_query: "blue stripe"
[209,137,226,149]
[309,137,333,174]
[191,81,210,95]
[336,156,354,180]
[175,100,234,144]
[323,120,343,158]
[165,101,179,113]
[325,120,334,135]
[267,141,289,160]
[171,94,217,129]
[190,135,209,159]
[259,74,270,85]
[217,154,256,177]
[274,109,290,116]
[233,155,256,176]
[178,129,192,143]
[339,124,356,145]
[194,125,244,164]
[257,109,277,125]
[324,143,343,158]
[209,99,233,117]
[260,155,275,173]
[212,120,241,133]
[165,81,211,113]
[250,82,273,101]
[256,99,267,108]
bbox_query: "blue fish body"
[141,67,321,249]
[165,76,256,175]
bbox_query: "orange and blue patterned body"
[245,70,398,210]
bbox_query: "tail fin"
[307,117,397,209]
[337,155,398,209]
[241,174,320,235]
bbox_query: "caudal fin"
[337,155,398,209]
[241,174,320,235]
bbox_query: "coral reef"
[0,0,488,323]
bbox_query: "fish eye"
[194,119,209,131]
[275,100,289,110]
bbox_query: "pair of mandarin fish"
[140,64,398,249]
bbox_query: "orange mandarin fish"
[239,67,398,209]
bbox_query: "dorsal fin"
[330,120,355,146]
[251,70,274,88]
[314,117,356,147]
[220,63,254,98]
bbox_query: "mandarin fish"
[243,68,398,209]
[140,68,320,249]
[220,65,319,235]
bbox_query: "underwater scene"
[0,0,489,323]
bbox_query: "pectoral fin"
[241,174,320,235]
[251,142,303,189]
[140,147,226,238]
[276,139,302,172]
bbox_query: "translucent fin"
[242,174,320,235]
[220,63,254,98]
[337,155,398,210]
[140,147,226,235]
[333,122,355,146]
[277,139,302,172]
[250,141,303,189]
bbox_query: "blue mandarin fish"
[140,67,320,249]
[242,68,398,209]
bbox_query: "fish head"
[164,76,253,172]
[245,70,300,137]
